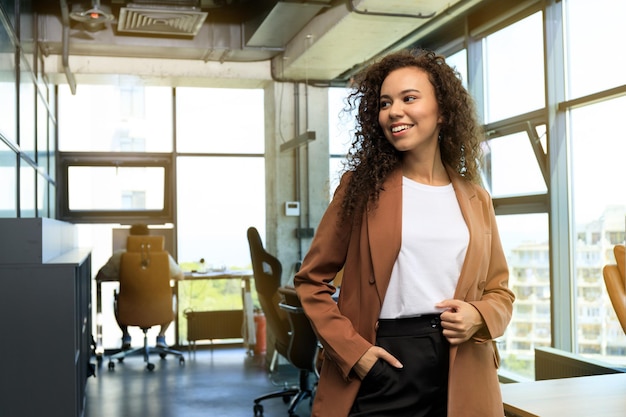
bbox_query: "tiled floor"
[85,347,313,417]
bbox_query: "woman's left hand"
[435,299,485,345]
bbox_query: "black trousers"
[349,315,449,417]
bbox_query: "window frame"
[57,152,175,224]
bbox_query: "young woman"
[294,49,515,417]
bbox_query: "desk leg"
[242,277,256,354]
[174,281,180,347]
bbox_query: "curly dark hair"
[339,48,483,221]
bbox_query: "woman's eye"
[380,101,390,109]
[404,95,416,103]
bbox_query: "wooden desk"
[501,373,626,417]
[95,270,255,354]
[178,270,255,350]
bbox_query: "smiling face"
[378,66,442,156]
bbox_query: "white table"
[501,372,626,417]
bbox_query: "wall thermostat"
[285,201,300,216]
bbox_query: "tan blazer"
[294,166,514,417]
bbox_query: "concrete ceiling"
[35,0,484,88]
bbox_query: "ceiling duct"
[117,2,208,37]
[244,1,331,48]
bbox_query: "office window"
[175,87,266,269]
[0,27,17,144]
[570,95,626,365]
[482,12,545,123]
[58,153,173,223]
[565,0,626,99]
[176,156,265,269]
[58,84,173,152]
[19,159,35,217]
[19,54,35,159]
[446,49,467,89]
[176,88,264,154]
[497,213,550,379]
[0,140,16,218]
[482,130,547,198]
[328,87,355,197]
[67,166,165,211]
[37,170,48,218]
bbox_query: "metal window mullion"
[545,0,574,352]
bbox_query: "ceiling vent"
[117,3,208,37]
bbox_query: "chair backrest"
[278,286,318,372]
[603,244,626,334]
[117,235,173,329]
[247,227,291,354]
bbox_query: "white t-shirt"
[379,177,469,319]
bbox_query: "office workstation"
[1,0,625,416]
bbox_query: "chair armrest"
[279,302,304,314]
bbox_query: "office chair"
[247,227,300,416]
[277,286,319,417]
[603,244,626,334]
[108,235,185,371]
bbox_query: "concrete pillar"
[264,81,330,284]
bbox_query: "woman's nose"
[389,102,403,117]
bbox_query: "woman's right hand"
[353,345,403,380]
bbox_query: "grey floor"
[85,346,313,417]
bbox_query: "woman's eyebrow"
[380,88,421,99]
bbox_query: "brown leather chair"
[108,235,185,371]
[603,244,626,334]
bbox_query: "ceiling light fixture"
[69,0,115,31]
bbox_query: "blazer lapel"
[367,168,403,301]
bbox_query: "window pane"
[446,49,467,89]
[497,213,550,379]
[0,140,16,217]
[565,0,626,99]
[176,156,265,269]
[176,88,264,154]
[37,171,48,218]
[58,85,173,152]
[483,12,545,123]
[328,87,353,199]
[570,96,626,365]
[328,87,354,155]
[20,160,35,217]
[481,131,547,198]
[19,55,35,159]
[67,166,165,210]
[329,157,344,199]
[0,33,17,144]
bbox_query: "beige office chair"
[603,244,626,334]
[108,235,185,371]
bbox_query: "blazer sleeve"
[294,172,373,381]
